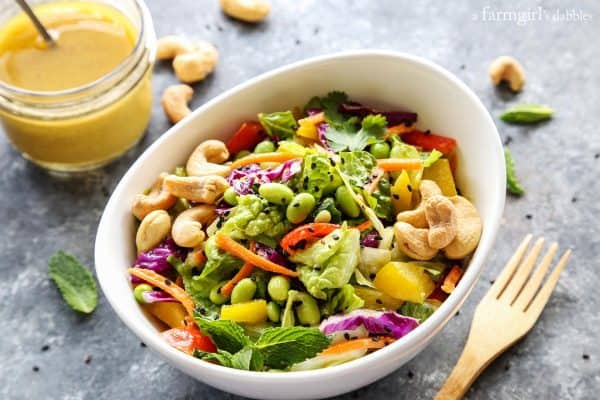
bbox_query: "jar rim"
[0,0,149,99]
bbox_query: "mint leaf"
[48,251,97,314]
[193,349,234,368]
[255,327,331,369]
[504,148,525,196]
[258,111,297,139]
[231,346,264,371]
[194,314,252,354]
[325,114,387,151]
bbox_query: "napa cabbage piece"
[298,153,341,200]
[289,226,360,300]
[321,284,364,317]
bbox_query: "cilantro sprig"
[325,114,387,151]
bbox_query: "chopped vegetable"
[221,300,269,324]
[500,104,554,124]
[353,286,403,310]
[504,147,525,196]
[391,170,413,212]
[230,152,301,170]
[226,121,265,154]
[373,262,436,303]
[319,309,418,339]
[258,111,298,139]
[221,242,256,296]
[422,158,457,196]
[376,158,423,171]
[280,222,339,254]
[440,265,463,294]
[319,337,390,357]
[161,325,217,354]
[399,301,439,323]
[48,251,98,314]
[338,101,417,126]
[325,114,387,151]
[214,232,299,277]
[145,302,187,328]
[401,130,457,155]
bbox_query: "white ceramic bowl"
[95,50,505,399]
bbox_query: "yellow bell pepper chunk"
[373,262,436,303]
[220,300,268,324]
[144,302,187,328]
[353,286,404,310]
[296,112,325,140]
[391,170,413,212]
[422,159,457,196]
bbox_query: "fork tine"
[513,243,558,310]
[488,234,533,299]
[500,238,545,303]
[525,249,571,319]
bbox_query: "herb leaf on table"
[48,251,98,314]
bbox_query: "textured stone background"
[1,1,598,399]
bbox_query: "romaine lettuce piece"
[220,195,290,241]
[321,284,364,317]
[258,111,297,140]
[298,153,341,200]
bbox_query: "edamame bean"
[259,183,294,205]
[267,275,290,302]
[133,284,153,303]
[234,150,251,160]
[209,281,230,305]
[231,278,257,304]
[286,192,316,224]
[295,292,321,326]
[254,140,276,154]
[267,301,281,323]
[369,142,390,159]
[223,187,239,206]
[314,209,332,223]
[335,186,360,218]
[389,142,404,159]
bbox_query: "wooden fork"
[435,235,572,400]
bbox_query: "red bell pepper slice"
[401,130,457,155]
[161,325,216,354]
[226,121,265,154]
[280,223,340,254]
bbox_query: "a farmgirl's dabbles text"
[128,91,482,371]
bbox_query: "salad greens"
[128,91,481,373]
[48,251,97,314]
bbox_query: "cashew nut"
[424,195,458,249]
[443,196,482,260]
[161,84,193,124]
[172,205,217,248]
[220,0,271,22]
[393,222,438,261]
[173,41,218,83]
[488,56,525,92]
[186,140,231,177]
[156,35,195,60]
[136,210,172,253]
[396,180,443,228]
[132,173,177,220]
[164,175,229,203]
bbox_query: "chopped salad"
[128,91,482,372]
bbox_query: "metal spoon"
[15,0,56,46]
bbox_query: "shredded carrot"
[441,265,464,294]
[319,337,394,356]
[365,167,385,194]
[221,242,256,296]
[385,123,415,138]
[354,220,372,232]
[299,112,325,125]
[214,233,299,277]
[376,158,423,171]
[230,152,301,170]
[129,268,196,316]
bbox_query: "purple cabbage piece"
[141,290,177,303]
[316,122,334,152]
[339,102,417,126]
[361,231,379,248]
[227,160,302,195]
[216,203,233,217]
[131,237,185,282]
[254,242,289,266]
[306,108,322,116]
[319,309,419,340]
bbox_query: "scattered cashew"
[186,140,230,177]
[488,56,525,92]
[396,180,442,228]
[161,84,193,124]
[393,222,438,261]
[219,0,271,23]
[163,175,229,203]
[173,41,218,83]
[172,205,217,248]
[132,173,177,220]
[156,35,195,60]
[443,196,482,259]
[424,195,458,249]
[136,210,172,253]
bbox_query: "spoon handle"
[15,0,56,46]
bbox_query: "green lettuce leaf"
[255,327,331,369]
[325,114,387,151]
[399,301,439,323]
[258,111,297,139]
[194,314,252,353]
[321,284,365,317]
[421,149,443,167]
[290,226,360,300]
[338,151,377,188]
[221,195,290,241]
[311,197,342,224]
[298,154,341,200]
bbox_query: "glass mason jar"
[0,0,156,172]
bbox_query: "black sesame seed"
[303,176,309,183]
[264,207,270,213]
[344,333,350,340]
[525,214,533,220]
[140,342,147,348]
[332,235,340,240]
[595,153,600,159]
[164,279,172,286]
[384,326,391,332]
[370,273,376,280]
[372,336,380,342]
[504,363,510,371]
[392,194,400,200]
[281,198,287,203]
[330,175,334,181]
[32,366,39,372]
[308,227,315,233]
[490,280,495,285]
[314,186,319,192]
[84,355,92,365]
[311,162,316,169]
[41,345,50,352]
[341,158,345,164]
[583,354,590,360]
[293,203,300,208]
[455,311,460,317]
[295,39,301,45]
[571,197,577,203]
[504,136,513,146]
[407,184,413,192]
[407,371,414,379]
[424,129,431,135]
[460,64,466,70]
[375,299,383,305]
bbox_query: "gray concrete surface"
[1,1,598,399]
